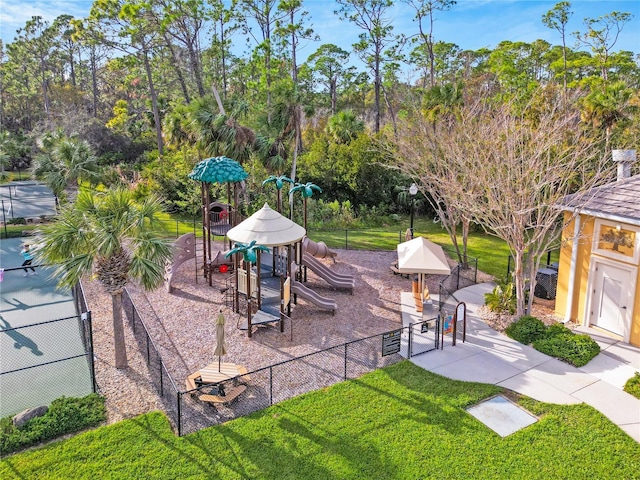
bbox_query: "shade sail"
[227,203,306,247]
[396,236,451,275]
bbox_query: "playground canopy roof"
[227,203,306,247]
[396,236,451,275]
[188,156,248,184]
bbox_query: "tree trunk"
[513,251,526,317]
[142,48,164,156]
[330,77,337,114]
[90,47,98,117]
[162,32,191,103]
[112,292,128,369]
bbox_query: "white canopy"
[396,236,451,275]
[227,203,306,247]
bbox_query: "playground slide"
[302,253,355,291]
[290,281,337,314]
[303,236,337,260]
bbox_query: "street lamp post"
[409,183,418,239]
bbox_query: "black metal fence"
[121,286,441,436]
[438,258,478,312]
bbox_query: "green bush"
[505,315,547,345]
[624,372,640,399]
[533,333,600,367]
[544,322,573,338]
[0,394,106,456]
[484,281,516,314]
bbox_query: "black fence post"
[474,258,478,284]
[345,229,348,250]
[269,366,274,406]
[344,344,348,380]
[408,323,413,358]
[86,311,97,393]
[177,392,182,436]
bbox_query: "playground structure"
[188,156,247,285]
[173,158,358,336]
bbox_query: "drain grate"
[466,395,538,437]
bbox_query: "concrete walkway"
[401,283,640,443]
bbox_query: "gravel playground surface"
[85,241,457,425]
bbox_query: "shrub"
[533,333,600,367]
[0,394,106,456]
[505,315,547,345]
[624,372,640,400]
[484,281,516,314]
[544,322,573,338]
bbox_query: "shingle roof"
[559,175,640,223]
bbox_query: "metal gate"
[408,315,440,357]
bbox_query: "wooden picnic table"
[185,362,250,405]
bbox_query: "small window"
[593,220,640,264]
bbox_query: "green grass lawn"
[309,218,512,280]
[2,362,638,479]
[152,212,551,281]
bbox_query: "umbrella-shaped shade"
[188,156,248,184]
[396,236,451,275]
[227,203,306,247]
[213,310,227,371]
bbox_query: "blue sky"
[1,0,638,61]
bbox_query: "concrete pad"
[431,350,523,384]
[498,373,582,405]
[618,423,640,444]
[572,380,640,429]
[526,358,599,395]
[452,283,495,308]
[466,394,538,437]
[410,342,481,371]
[600,343,640,371]
[465,328,550,371]
[580,352,640,389]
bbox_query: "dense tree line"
[1,0,638,315]
[0,1,637,212]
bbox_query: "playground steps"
[237,309,280,330]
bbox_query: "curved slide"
[290,262,337,314]
[301,253,355,292]
[303,237,337,260]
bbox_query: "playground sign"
[443,314,454,335]
[382,329,402,356]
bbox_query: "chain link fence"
[0,279,96,418]
[121,286,439,436]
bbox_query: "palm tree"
[32,135,100,199]
[289,182,322,231]
[326,110,364,144]
[262,175,293,213]
[36,190,172,369]
[225,240,270,264]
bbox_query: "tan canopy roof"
[227,203,306,247]
[396,236,451,275]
